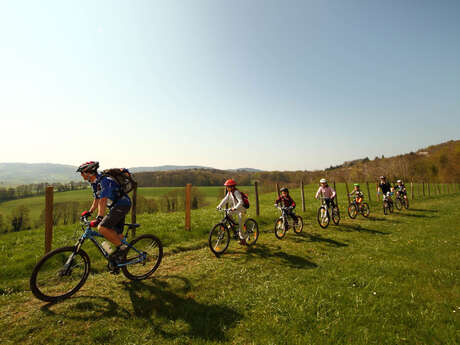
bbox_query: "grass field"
[0,188,459,344]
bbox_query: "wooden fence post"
[333,181,339,210]
[45,186,53,254]
[276,183,280,197]
[131,186,137,237]
[301,180,306,212]
[411,181,414,200]
[185,183,192,231]
[254,181,260,216]
[345,182,351,204]
[422,182,425,197]
[366,181,372,203]
[428,182,430,197]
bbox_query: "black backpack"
[101,168,137,195]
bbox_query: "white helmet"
[320,178,327,184]
[397,179,402,183]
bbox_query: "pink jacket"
[315,185,336,199]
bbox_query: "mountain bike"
[317,197,340,229]
[208,209,259,256]
[30,216,163,303]
[394,191,409,210]
[347,196,370,219]
[382,193,394,215]
[274,205,303,239]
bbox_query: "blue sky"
[1,0,459,171]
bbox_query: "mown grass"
[0,191,459,344]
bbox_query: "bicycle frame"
[69,218,146,270]
[219,209,239,236]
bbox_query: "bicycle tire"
[209,223,230,256]
[30,246,90,303]
[317,207,330,228]
[361,203,370,217]
[404,198,409,209]
[293,216,303,234]
[395,198,402,210]
[122,234,163,280]
[348,203,358,219]
[274,218,286,239]
[244,218,259,246]
[332,207,340,225]
[383,201,389,215]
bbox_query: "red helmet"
[76,161,99,173]
[224,179,237,187]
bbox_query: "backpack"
[101,168,137,195]
[233,190,250,209]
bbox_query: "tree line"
[0,181,88,203]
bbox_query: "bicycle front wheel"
[122,234,163,280]
[30,246,90,303]
[404,198,409,209]
[274,219,286,239]
[209,223,230,256]
[395,198,402,210]
[244,218,259,246]
[348,203,358,219]
[293,216,303,234]
[332,207,340,225]
[361,203,370,217]
[317,207,330,228]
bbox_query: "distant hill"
[0,163,263,185]
[0,163,79,185]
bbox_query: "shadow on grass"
[122,276,242,342]
[395,212,438,219]
[291,232,349,248]
[242,243,318,269]
[409,208,438,213]
[366,215,400,223]
[40,295,131,321]
[338,224,390,235]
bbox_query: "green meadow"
[0,186,459,344]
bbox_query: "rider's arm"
[315,187,321,199]
[330,187,336,199]
[97,198,108,218]
[232,190,244,210]
[217,193,229,209]
[89,198,99,214]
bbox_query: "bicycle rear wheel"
[243,218,259,246]
[348,203,358,219]
[30,246,90,302]
[317,207,330,228]
[209,223,230,256]
[122,234,163,280]
[293,216,303,234]
[332,207,340,225]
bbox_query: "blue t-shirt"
[91,174,131,208]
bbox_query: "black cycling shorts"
[100,205,131,234]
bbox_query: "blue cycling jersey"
[91,174,131,208]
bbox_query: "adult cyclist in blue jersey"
[77,161,131,262]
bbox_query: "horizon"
[1,137,457,173]
[1,1,459,170]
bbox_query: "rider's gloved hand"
[90,215,103,227]
[81,210,91,218]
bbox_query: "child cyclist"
[217,179,248,245]
[394,179,408,201]
[349,183,364,204]
[275,187,298,225]
[315,178,336,207]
